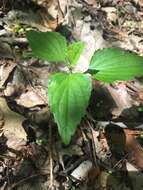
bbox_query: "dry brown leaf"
[0,40,13,59]
[0,60,16,88]
[33,0,66,30]
[105,83,132,118]
[87,166,101,186]
[133,0,143,6]
[127,162,143,189]
[105,125,143,170]
[139,0,143,6]
[124,129,143,170]
[0,96,27,149]
[84,0,97,6]
[139,91,143,101]
[16,86,46,108]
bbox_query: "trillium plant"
[26,30,143,144]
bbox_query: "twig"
[6,161,11,190]
[87,120,98,166]
[10,172,48,190]
[0,37,28,45]
[57,0,65,20]
[49,120,54,189]
[113,153,129,169]
[1,181,7,190]
[60,156,86,174]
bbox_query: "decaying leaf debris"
[0,0,143,190]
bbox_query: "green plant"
[26,30,143,144]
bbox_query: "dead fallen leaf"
[139,91,143,101]
[16,86,46,108]
[124,129,143,170]
[34,0,66,30]
[0,60,16,88]
[139,0,143,6]
[87,166,101,187]
[105,125,143,170]
[5,0,67,32]
[4,83,23,97]
[0,96,27,150]
[133,0,143,6]
[105,83,133,118]
[127,162,143,189]
[101,7,118,23]
[126,162,138,172]
[84,0,97,6]
[0,40,13,59]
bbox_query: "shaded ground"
[0,0,143,190]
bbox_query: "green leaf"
[89,48,143,83]
[48,73,92,144]
[68,41,85,67]
[26,30,67,62]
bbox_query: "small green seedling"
[26,30,143,144]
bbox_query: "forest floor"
[0,0,143,190]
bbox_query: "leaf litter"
[0,0,143,190]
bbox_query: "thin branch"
[49,120,54,189]
[10,173,48,190]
